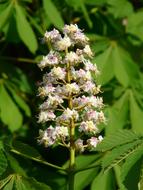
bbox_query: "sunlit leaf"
[0,84,23,131]
[129,91,143,134]
[121,143,143,181]
[107,0,133,18]
[127,11,143,44]
[91,170,116,190]
[0,2,13,29]
[96,129,139,152]
[43,0,64,29]
[15,3,38,53]
[102,140,143,171]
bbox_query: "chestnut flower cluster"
[37,24,105,152]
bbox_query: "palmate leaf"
[6,84,31,117]
[106,91,129,134]
[0,84,23,132]
[74,154,100,190]
[91,170,116,190]
[95,45,114,85]
[107,0,133,18]
[15,3,38,53]
[12,141,42,159]
[96,129,139,152]
[0,175,14,189]
[0,62,32,94]
[0,174,51,190]
[0,2,13,29]
[127,11,143,45]
[95,43,139,87]
[102,139,143,171]
[129,91,143,134]
[43,0,64,29]
[6,153,27,177]
[121,143,143,181]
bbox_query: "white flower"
[87,137,98,148]
[65,52,80,64]
[75,139,84,152]
[64,83,80,94]
[63,24,79,34]
[50,67,66,80]
[79,121,98,134]
[88,96,103,108]
[38,84,55,97]
[72,69,92,82]
[83,45,93,57]
[38,51,60,69]
[57,35,72,51]
[83,59,99,73]
[40,95,63,110]
[57,108,79,122]
[55,126,69,139]
[38,110,56,123]
[44,29,61,42]
[38,126,57,147]
[97,111,106,123]
[98,135,103,142]
[73,31,89,45]
[81,81,95,92]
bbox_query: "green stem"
[68,171,75,190]
[0,56,38,64]
[66,52,76,190]
[10,149,67,174]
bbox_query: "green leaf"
[106,91,129,134]
[3,175,15,190]
[107,0,133,18]
[0,3,13,29]
[113,165,128,190]
[96,43,139,86]
[6,85,31,117]
[121,143,143,181]
[74,167,98,190]
[15,175,29,190]
[15,3,38,53]
[74,154,101,190]
[85,0,106,6]
[6,153,27,177]
[91,170,116,190]
[113,46,139,87]
[12,141,42,159]
[43,0,64,29]
[0,175,14,189]
[0,84,23,132]
[0,62,32,94]
[113,46,130,87]
[130,90,143,134]
[0,150,8,176]
[77,0,93,28]
[15,175,51,190]
[96,129,139,152]
[95,45,114,85]
[92,39,110,54]
[26,177,51,190]
[139,162,143,190]
[102,140,143,171]
[127,11,143,43]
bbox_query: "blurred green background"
[0,0,143,189]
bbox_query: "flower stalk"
[37,24,106,189]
